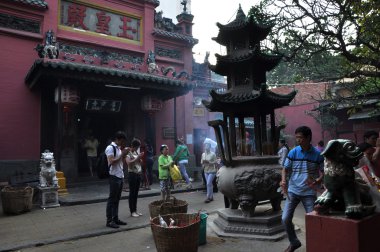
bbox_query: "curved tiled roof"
[9,0,48,8]
[203,88,297,113]
[213,7,272,46]
[25,59,193,100]
[144,0,159,6]
[152,28,198,46]
[209,50,282,75]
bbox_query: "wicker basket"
[151,213,200,252]
[1,186,34,215]
[149,196,188,218]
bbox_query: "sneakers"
[189,177,194,182]
[284,243,302,252]
[106,221,119,228]
[204,197,213,203]
[136,212,143,216]
[115,219,127,225]
[186,183,193,189]
[131,212,140,217]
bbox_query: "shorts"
[159,179,171,192]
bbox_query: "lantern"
[54,86,80,106]
[54,86,80,125]
[141,95,163,114]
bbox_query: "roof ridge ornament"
[236,4,246,21]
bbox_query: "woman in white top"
[278,139,289,167]
[126,138,144,217]
[201,143,217,203]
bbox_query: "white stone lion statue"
[39,150,58,187]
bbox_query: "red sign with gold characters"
[60,0,141,42]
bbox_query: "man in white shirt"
[106,131,130,228]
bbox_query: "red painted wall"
[0,34,41,159]
[274,82,330,147]
[276,103,323,148]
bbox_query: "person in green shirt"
[172,139,192,189]
[158,144,173,201]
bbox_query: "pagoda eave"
[203,89,297,113]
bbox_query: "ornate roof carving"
[25,59,193,100]
[152,28,198,46]
[9,0,48,8]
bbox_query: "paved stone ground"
[0,181,307,252]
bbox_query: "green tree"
[250,0,380,110]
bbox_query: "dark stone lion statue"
[314,139,376,218]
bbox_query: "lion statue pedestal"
[37,150,60,208]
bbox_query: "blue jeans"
[178,162,190,184]
[282,192,316,246]
[205,172,216,200]
[106,175,123,223]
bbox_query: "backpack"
[96,145,116,179]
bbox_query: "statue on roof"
[181,0,188,13]
[147,50,159,74]
[35,30,59,59]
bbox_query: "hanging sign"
[85,99,121,112]
[60,0,141,42]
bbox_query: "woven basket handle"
[167,196,177,204]
[159,201,173,211]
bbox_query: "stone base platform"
[210,206,287,241]
[38,186,60,208]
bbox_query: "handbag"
[170,164,182,181]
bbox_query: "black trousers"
[106,175,123,223]
[128,172,141,213]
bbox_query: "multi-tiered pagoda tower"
[204,5,296,240]
[203,5,296,162]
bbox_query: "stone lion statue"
[39,150,58,187]
[314,139,375,218]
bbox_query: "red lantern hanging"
[54,86,80,125]
[141,95,163,115]
[54,86,80,106]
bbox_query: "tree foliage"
[253,0,380,78]
[249,0,380,112]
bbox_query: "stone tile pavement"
[0,180,307,252]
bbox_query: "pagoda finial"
[236,4,246,20]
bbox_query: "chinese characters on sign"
[162,127,175,139]
[60,1,141,42]
[86,99,122,113]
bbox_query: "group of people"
[105,131,145,228]
[278,126,380,252]
[158,138,218,204]
[104,131,219,229]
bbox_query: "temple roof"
[209,49,282,75]
[152,28,198,46]
[202,87,297,114]
[8,0,48,8]
[25,59,193,100]
[212,6,273,46]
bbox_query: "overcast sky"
[157,0,261,64]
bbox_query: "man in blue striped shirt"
[280,126,324,252]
